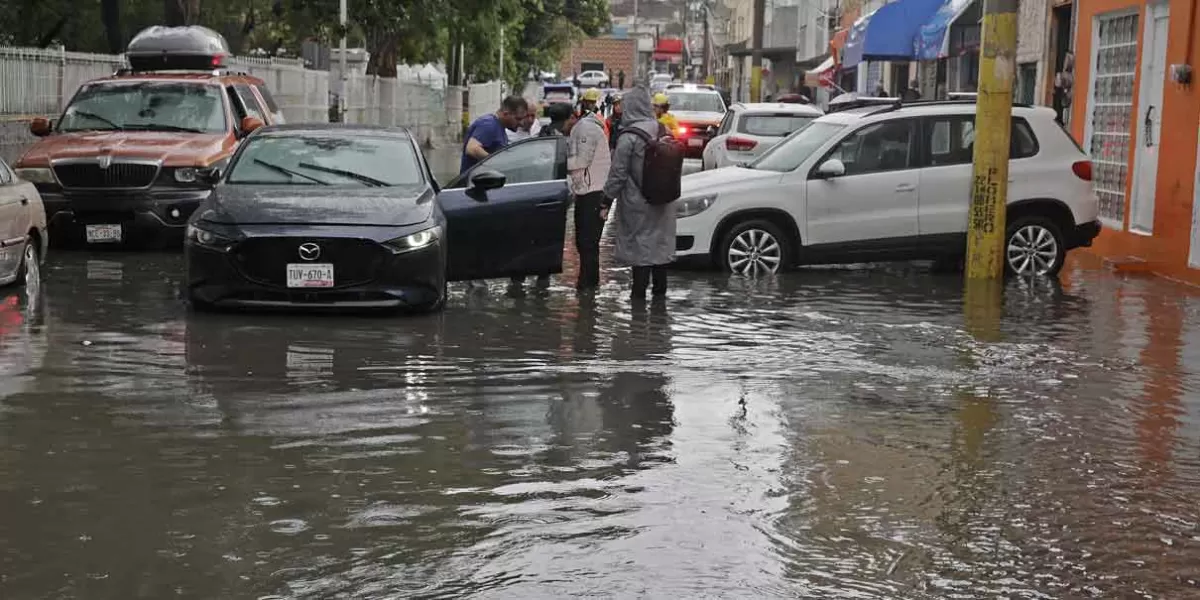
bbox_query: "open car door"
[437,137,570,281]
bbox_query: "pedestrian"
[460,95,528,174]
[901,79,921,102]
[565,98,612,292]
[603,87,678,300]
[607,94,624,149]
[618,70,626,90]
[651,92,679,137]
[540,102,575,137]
[573,72,581,89]
[507,110,541,141]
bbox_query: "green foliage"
[0,0,612,80]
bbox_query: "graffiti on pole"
[971,166,1001,235]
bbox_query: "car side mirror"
[200,168,223,185]
[30,117,52,137]
[814,158,846,179]
[240,116,264,136]
[469,169,506,192]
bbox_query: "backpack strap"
[617,126,653,143]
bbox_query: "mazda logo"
[297,243,321,261]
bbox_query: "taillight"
[726,137,758,152]
[1072,160,1092,181]
[678,126,690,136]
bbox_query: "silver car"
[701,103,825,170]
[0,157,48,296]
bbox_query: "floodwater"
[3,245,1200,598]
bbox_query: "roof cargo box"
[126,26,230,71]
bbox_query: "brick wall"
[559,38,637,87]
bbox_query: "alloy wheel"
[728,229,783,276]
[1006,224,1059,276]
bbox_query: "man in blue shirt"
[460,96,529,174]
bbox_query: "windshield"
[58,81,227,133]
[226,134,424,187]
[748,121,846,172]
[668,92,725,113]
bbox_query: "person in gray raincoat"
[603,86,677,299]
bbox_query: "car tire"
[15,238,40,299]
[1004,215,1066,277]
[718,219,792,276]
[421,282,448,313]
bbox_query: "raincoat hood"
[622,86,655,124]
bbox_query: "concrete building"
[558,38,637,86]
[1068,0,1200,285]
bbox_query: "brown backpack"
[618,123,684,205]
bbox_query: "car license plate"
[688,138,704,147]
[85,224,122,243]
[286,263,335,288]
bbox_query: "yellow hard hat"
[652,92,670,106]
[582,88,602,102]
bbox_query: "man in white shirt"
[568,88,613,291]
[507,111,541,141]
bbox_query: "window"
[738,114,817,137]
[59,81,227,134]
[226,134,425,187]
[1087,11,1139,226]
[234,85,266,122]
[750,121,846,172]
[255,85,280,114]
[924,116,1040,167]
[1017,62,1038,105]
[666,92,726,113]
[461,138,558,187]
[717,112,735,136]
[826,120,916,176]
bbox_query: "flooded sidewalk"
[1,252,1199,598]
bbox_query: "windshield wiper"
[123,124,207,133]
[66,110,122,130]
[252,159,328,185]
[297,162,388,187]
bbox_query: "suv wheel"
[719,219,790,276]
[1005,216,1065,277]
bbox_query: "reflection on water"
[1,252,1200,598]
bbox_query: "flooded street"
[2,245,1200,598]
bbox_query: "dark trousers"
[574,191,606,290]
[632,265,667,298]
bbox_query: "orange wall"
[1071,0,1200,285]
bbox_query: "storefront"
[1071,0,1200,283]
[841,0,948,96]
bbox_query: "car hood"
[17,131,234,168]
[200,184,436,227]
[673,110,724,125]
[681,167,782,196]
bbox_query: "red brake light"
[726,137,758,152]
[1071,160,1092,181]
[678,126,689,135]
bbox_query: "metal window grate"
[1087,12,1138,227]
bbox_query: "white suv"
[702,102,824,170]
[674,101,1100,277]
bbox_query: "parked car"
[184,124,570,312]
[577,70,609,87]
[650,74,675,94]
[665,84,728,158]
[0,157,48,297]
[13,25,281,250]
[674,100,1101,277]
[702,102,824,170]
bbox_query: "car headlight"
[385,225,442,253]
[174,167,198,183]
[676,194,717,218]
[186,223,236,251]
[15,168,56,185]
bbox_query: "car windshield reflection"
[226,134,424,187]
[58,81,227,134]
[748,121,846,172]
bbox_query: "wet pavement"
[3,240,1200,598]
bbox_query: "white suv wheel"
[1005,217,1065,277]
[721,220,788,276]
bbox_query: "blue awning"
[915,0,976,60]
[842,0,948,69]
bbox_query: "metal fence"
[0,45,489,163]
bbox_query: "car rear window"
[667,92,725,113]
[738,114,817,137]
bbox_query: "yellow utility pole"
[750,0,765,102]
[964,0,1018,280]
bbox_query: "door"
[915,114,1041,253]
[0,160,28,281]
[804,119,920,250]
[438,137,570,281]
[1130,2,1169,234]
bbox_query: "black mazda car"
[184,124,572,312]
